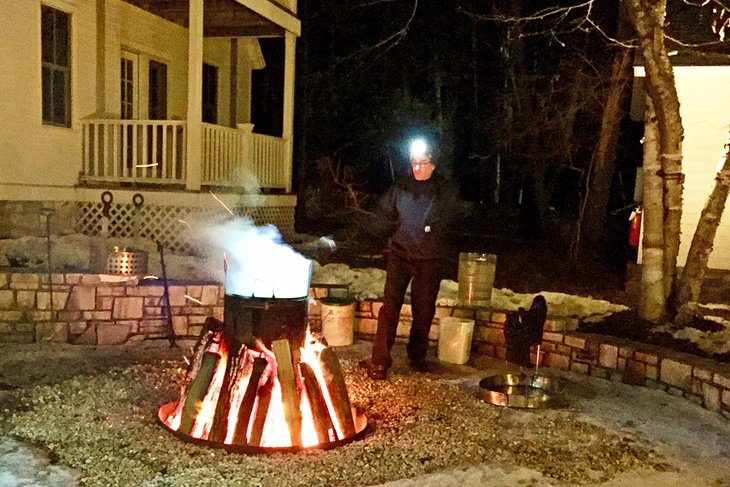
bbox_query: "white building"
[632,62,730,271]
[0,0,300,251]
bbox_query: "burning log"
[247,380,273,447]
[202,316,224,334]
[232,357,268,445]
[183,318,223,377]
[272,339,303,446]
[208,337,239,443]
[300,362,335,444]
[160,290,368,452]
[316,347,356,439]
[178,351,221,436]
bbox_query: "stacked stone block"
[314,290,730,419]
[0,271,223,345]
[2,277,728,418]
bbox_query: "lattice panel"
[76,202,295,253]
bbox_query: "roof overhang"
[123,0,300,38]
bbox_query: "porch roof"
[122,0,299,37]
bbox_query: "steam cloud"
[202,217,312,298]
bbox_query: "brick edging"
[2,275,728,419]
[341,295,730,419]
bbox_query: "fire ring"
[478,373,561,409]
[157,295,370,453]
[157,402,371,454]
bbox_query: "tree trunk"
[580,46,633,250]
[639,96,666,322]
[674,133,730,323]
[626,0,684,311]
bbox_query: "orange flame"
[165,327,347,448]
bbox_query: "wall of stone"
[347,292,730,419]
[1,274,728,419]
[0,201,78,239]
[0,271,223,345]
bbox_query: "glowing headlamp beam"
[409,138,428,158]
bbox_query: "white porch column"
[95,0,106,116]
[282,31,297,193]
[185,0,204,191]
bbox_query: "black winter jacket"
[380,173,461,260]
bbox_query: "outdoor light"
[409,138,429,158]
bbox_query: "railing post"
[282,31,297,193]
[237,123,254,175]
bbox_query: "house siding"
[0,0,97,187]
[632,65,730,270]
[674,66,730,270]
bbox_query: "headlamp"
[409,138,428,158]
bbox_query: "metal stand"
[40,207,56,327]
[157,240,175,347]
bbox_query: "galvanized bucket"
[106,247,148,276]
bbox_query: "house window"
[148,60,168,120]
[202,63,218,124]
[41,5,71,127]
[120,52,138,120]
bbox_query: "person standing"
[361,138,461,380]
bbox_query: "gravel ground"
[0,341,728,487]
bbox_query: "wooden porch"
[84,0,301,193]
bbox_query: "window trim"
[120,50,140,120]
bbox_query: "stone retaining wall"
[348,291,730,419]
[0,271,223,345]
[1,273,728,419]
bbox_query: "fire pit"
[158,297,369,453]
[158,225,369,453]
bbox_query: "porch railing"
[81,120,187,185]
[82,120,287,190]
[201,123,286,189]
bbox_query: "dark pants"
[371,253,442,369]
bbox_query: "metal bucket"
[457,253,497,306]
[106,248,148,276]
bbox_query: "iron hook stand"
[157,240,175,348]
[40,207,56,326]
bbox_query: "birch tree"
[624,0,685,322]
[638,97,666,321]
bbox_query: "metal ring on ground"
[156,402,371,454]
[478,373,559,409]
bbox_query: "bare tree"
[639,96,666,321]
